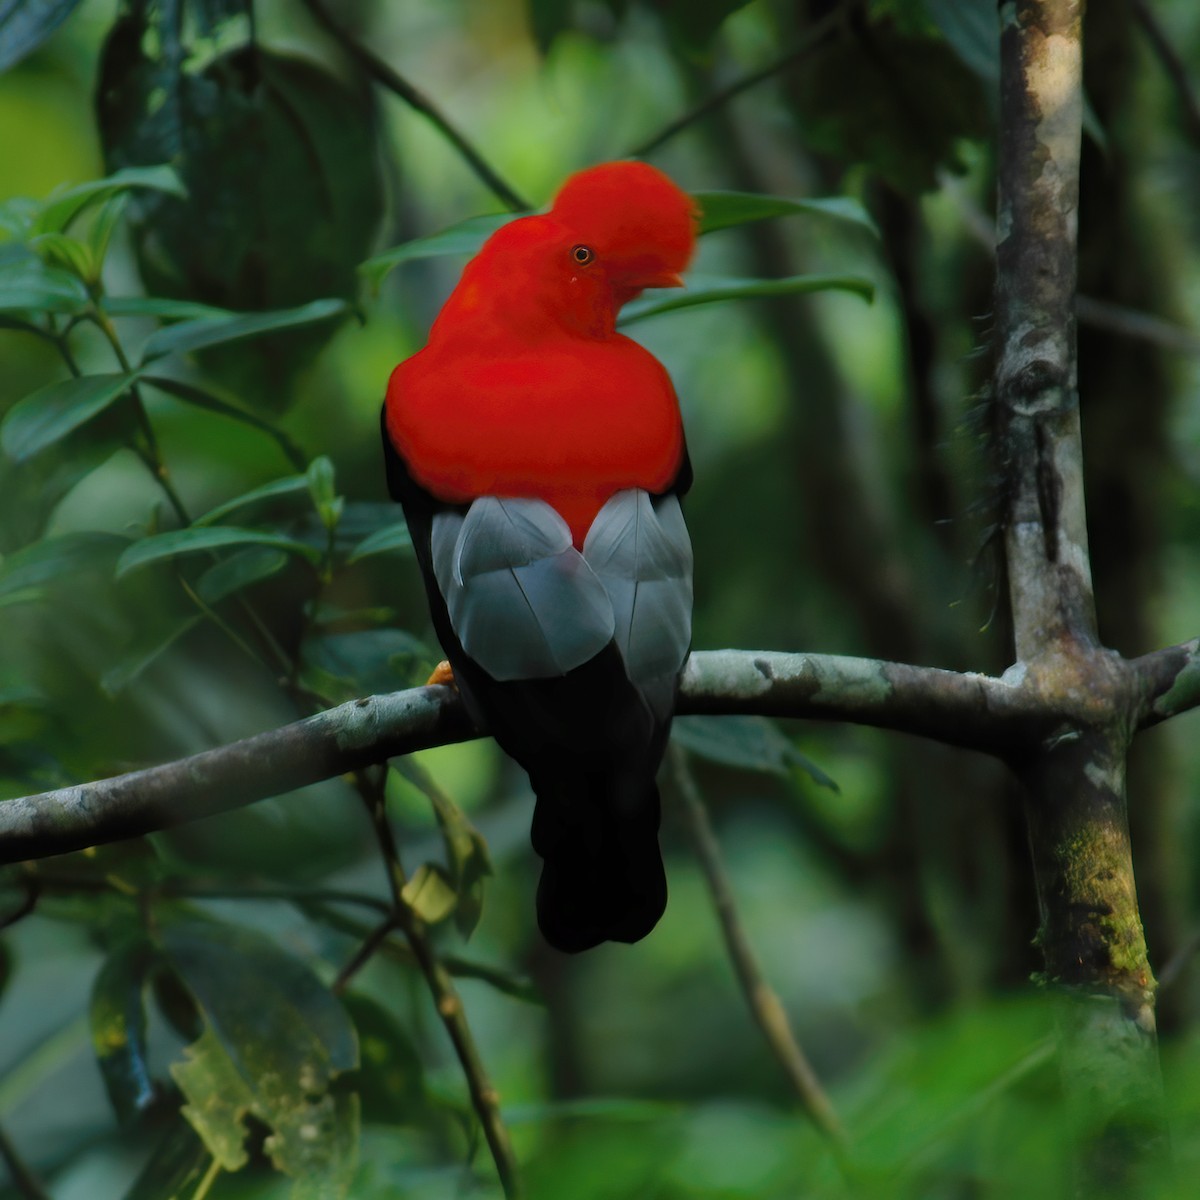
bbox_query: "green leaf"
[163,917,359,1193]
[122,1119,211,1200]
[194,474,311,528]
[34,164,186,235]
[307,455,342,531]
[346,521,412,564]
[619,273,874,325]
[401,863,459,926]
[398,760,492,939]
[195,546,289,604]
[0,0,85,73]
[1,371,141,461]
[86,192,130,271]
[925,0,997,85]
[0,531,126,601]
[0,259,90,314]
[101,295,234,321]
[141,375,308,469]
[116,527,320,577]
[695,190,881,239]
[101,614,201,696]
[672,715,839,790]
[139,298,348,363]
[91,937,162,1126]
[340,994,427,1127]
[359,213,516,289]
[29,231,96,281]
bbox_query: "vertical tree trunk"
[993,0,1165,1186]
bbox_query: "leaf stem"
[299,0,531,212]
[356,769,523,1198]
[669,743,849,1154]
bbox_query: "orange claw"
[425,660,456,688]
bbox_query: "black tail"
[530,773,667,954]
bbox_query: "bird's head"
[432,162,698,343]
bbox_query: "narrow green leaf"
[140,297,348,362]
[401,863,458,926]
[1,371,141,461]
[0,0,85,73]
[307,455,341,530]
[193,474,310,527]
[34,164,186,236]
[195,547,289,604]
[672,715,839,790]
[86,192,130,271]
[141,375,308,470]
[91,937,163,1126]
[346,521,412,563]
[101,615,201,696]
[0,260,90,314]
[122,1120,211,1200]
[359,213,515,289]
[29,231,96,281]
[695,190,881,239]
[116,527,320,577]
[619,273,874,326]
[0,531,126,600]
[101,296,234,321]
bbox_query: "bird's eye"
[570,244,595,266]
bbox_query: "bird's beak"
[642,271,686,290]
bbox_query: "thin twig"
[332,914,398,994]
[355,770,522,1198]
[0,1123,52,1200]
[627,2,856,158]
[300,0,531,212]
[1131,0,1200,146]
[669,743,849,1153]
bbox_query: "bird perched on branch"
[382,160,697,952]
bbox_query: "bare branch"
[0,650,1043,867]
[670,745,848,1152]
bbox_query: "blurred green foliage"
[1,0,1199,1197]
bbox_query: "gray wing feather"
[582,489,693,715]
[431,497,615,681]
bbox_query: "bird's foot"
[425,660,456,689]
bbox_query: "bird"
[382,160,697,952]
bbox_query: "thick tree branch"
[0,650,1042,866]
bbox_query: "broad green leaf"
[340,994,427,1127]
[1,371,141,460]
[171,1025,256,1171]
[0,0,85,73]
[0,260,90,314]
[926,0,997,85]
[29,231,96,281]
[34,164,186,236]
[116,527,319,577]
[672,715,839,790]
[346,521,412,563]
[194,475,310,527]
[359,213,516,289]
[0,531,126,601]
[101,295,234,321]
[695,190,881,239]
[401,863,459,926]
[302,629,431,700]
[619,273,874,326]
[90,937,162,1126]
[139,298,348,362]
[163,918,359,1193]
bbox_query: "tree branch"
[0,650,1045,866]
[1131,635,1200,727]
[299,0,532,212]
